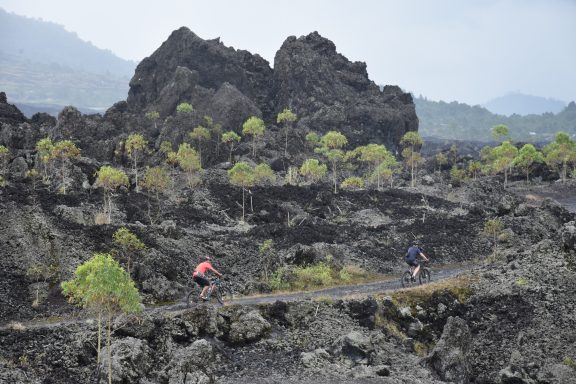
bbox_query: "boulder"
[164,339,215,384]
[426,316,471,384]
[228,310,271,344]
[100,337,152,383]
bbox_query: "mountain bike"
[186,277,233,307]
[400,262,431,288]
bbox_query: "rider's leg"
[412,265,421,278]
[200,286,209,298]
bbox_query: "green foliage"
[490,140,518,186]
[277,108,297,156]
[254,163,276,185]
[112,228,145,276]
[400,131,424,187]
[0,145,10,180]
[316,131,348,193]
[564,357,576,370]
[514,278,529,286]
[176,143,202,187]
[269,262,372,291]
[340,176,365,190]
[125,134,148,191]
[176,102,193,114]
[51,140,81,194]
[228,161,255,221]
[145,111,160,130]
[450,166,468,184]
[242,116,266,156]
[221,131,241,162]
[300,159,327,183]
[465,160,481,179]
[189,126,211,165]
[61,253,141,383]
[513,143,544,182]
[482,218,505,257]
[305,132,320,148]
[435,152,448,172]
[355,144,397,189]
[543,131,576,183]
[159,141,173,155]
[491,124,510,142]
[94,166,129,223]
[140,166,173,225]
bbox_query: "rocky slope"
[1,27,575,384]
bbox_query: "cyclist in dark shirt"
[404,242,429,279]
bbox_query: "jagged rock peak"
[0,91,26,125]
[126,27,272,115]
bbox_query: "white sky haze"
[0,0,575,105]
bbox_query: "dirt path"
[0,265,469,331]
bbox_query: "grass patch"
[514,278,529,286]
[564,357,576,370]
[269,262,379,292]
[374,316,406,340]
[387,275,476,310]
[7,321,26,332]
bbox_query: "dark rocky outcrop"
[271,32,418,151]
[426,316,471,383]
[0,92,26,126]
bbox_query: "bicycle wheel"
[216,286,233,305]
[419,268,431,284]
[401,271,414,288]
[186,287,201,307]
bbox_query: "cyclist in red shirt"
[193,256,223,300]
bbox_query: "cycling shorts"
[405,258,419,267]
[193,274,210,287]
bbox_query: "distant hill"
[483,93,567,116]
[0,8,136,115]
[415,96,576,142]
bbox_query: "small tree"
[435,152,448,173]
[467,160,482,180]
[450,165,468,185]
[543,132,576,183]
[204,116,223,157]
[145,111,160,130]
[140,166,173,224]
[51,140,81,194]
[222,131,241,163]
[491,124,510,142]
[112,228,146,277]
[400,131,424,187]
[356,144,394,189]
[228,161,255,222]
[277,108,297,157]
[0,145,10,184]
[242,116,266,157]
[514,143,545,183]
[448,144,459,166]
[190,126,211,166]
[482,218,505,257]
[491,140,518,186]
[176,102,193,114]
[94,166,129,223]
[259,239,275,283]
[305,132,320,149]
[176,143,203,188]
[125,133,148,192]
[315,131,348,193]
[61,253,141,384]
[35,138,54,183]
[254,163,276,186]
[300,159,327,184]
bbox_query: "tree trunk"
[107,311,112,384]
[133,155,139,192]
[332,160,337,193]
[97,311,102,365]
[241,187,245,222]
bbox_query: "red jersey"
[193,261,216,276]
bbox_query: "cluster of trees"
[447,125,576,185]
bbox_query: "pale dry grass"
[94,212,110,225]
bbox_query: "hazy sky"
[1,0,575,105]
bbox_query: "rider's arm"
[208,264,223,277]
[419,251,429,262]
